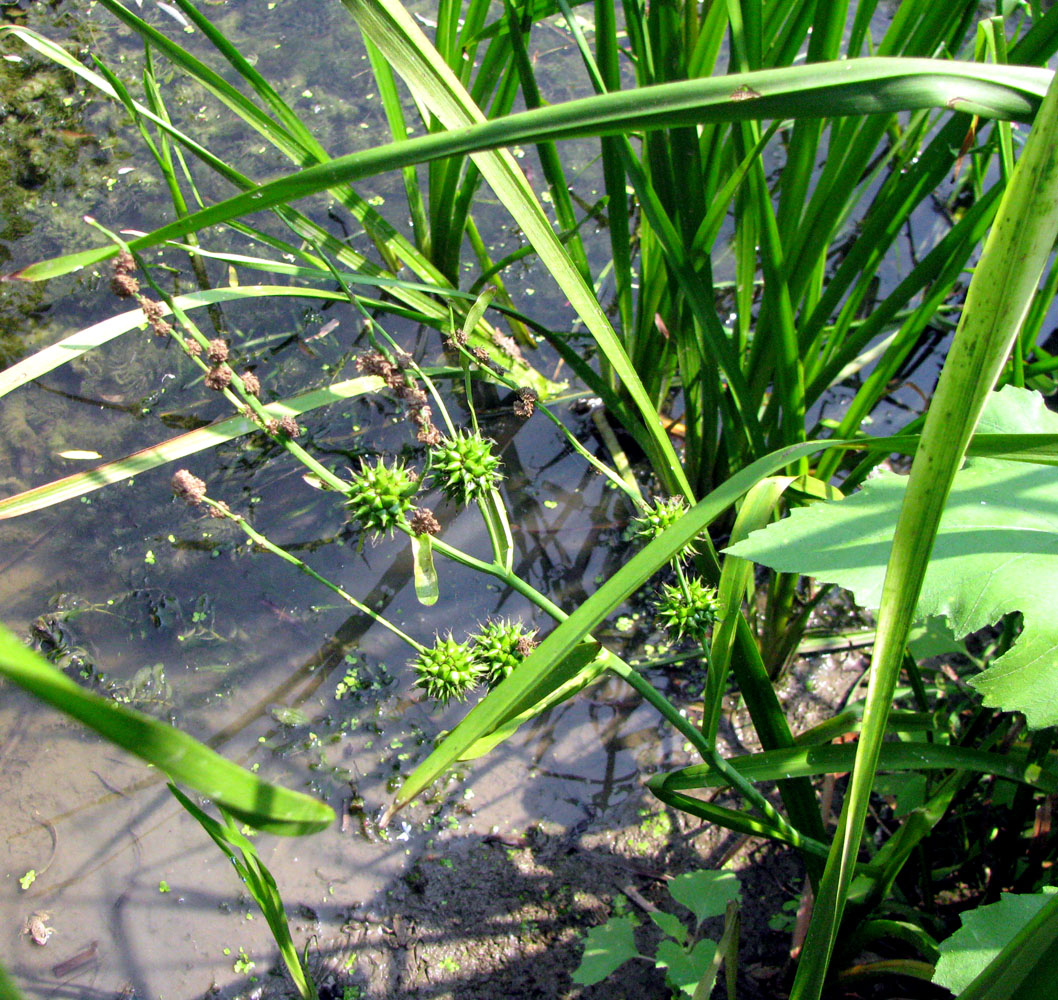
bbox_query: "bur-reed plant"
[8,1,1058,996]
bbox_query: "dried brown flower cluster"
[204,365,232,392]
[355,350,441,446]
[138,297,173,339]
[409,507,441,536]
[240,370,260,397]
[171,469,207,506]
[513,387,537,419]
[110,250,139,299]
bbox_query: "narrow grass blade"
[653,744,1058,794]
[0,286,344,398]
[0,626,333,835]
[0,377,383,519]
[791,58,1058,1000]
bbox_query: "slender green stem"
[606,656,809,850]
[201,497,425,654]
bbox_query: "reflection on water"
[0,8,673,994]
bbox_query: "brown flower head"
[355,351,396,380]
[240,370,260,397]
[113,250,136,275]
[184,339,202,358]
[207,501,231,519]
[492,331,524,363]
[396,383,428,407]
[171,469,207,506]
[204,365,233,391]
[416,421,442,447]
[206,338,229,364]
[110,273,140,299]
[513,387,537,419]
[151,319,173,339]
[409,507,441,537]
[279,415,301,438]
[140,298,165,323]
[516,634,538,657]
[265,418,280,435]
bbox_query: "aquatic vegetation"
[6,1,1058,998]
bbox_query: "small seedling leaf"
[655,937,717,997]
[668,870,741,924]
[571,915,640,986]
[933,888,1058,993]
[649,909,689,945]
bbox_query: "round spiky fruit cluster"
[633,496,689,541]
[473,619,538,688]
[633,495,698,563]
[344,458,420,537]
[654,577,720,641]
[413,634,482,705]
[430,430,501,505]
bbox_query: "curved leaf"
[0,625,333,835]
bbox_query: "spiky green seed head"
[654,577,720,641]
[633,495,699,562]
[430,430,501,505]
[472,619,538,688]
[344,458,420,538]
[633,496,689,541]
[413,634,482,705]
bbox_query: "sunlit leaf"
[0,624,333,835]
[728,387,1058,727]
[571,915,641,986]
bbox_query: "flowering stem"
[606,656,808,850]
[202,497,425,654]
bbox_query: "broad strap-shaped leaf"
[728,387,1058,728]
[0,625,333,835]
[0,376,383,519]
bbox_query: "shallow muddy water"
[0,2,1043,998]
[0,3,691,995]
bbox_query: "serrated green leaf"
[727,386,1058,727]
[668,870,742,924]
[933,888,1058,994]
[571,915,641,986]
[649,910,689,945]
[655,937,718,997]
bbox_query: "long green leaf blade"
[0,626,333,835]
